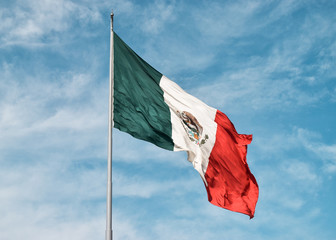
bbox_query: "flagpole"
[106,11,114,240]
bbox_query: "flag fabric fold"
[113,32,259,218]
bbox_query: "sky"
[0,0,336,239]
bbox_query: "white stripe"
[159,75,217,183]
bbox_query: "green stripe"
[113,32,174,151]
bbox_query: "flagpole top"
[110,10,114,22]
[110,10,114,30]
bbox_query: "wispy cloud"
[193,0,303,44]
[189,11,336,112]
[0,157,106,240]
[0,0,103,47]
[141,0,176,35]
[296,128,336,173]
[253,126,336,175]
[0,61,107,162]
[1,1,336,240]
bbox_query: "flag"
[113,32,259,218]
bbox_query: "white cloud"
[0,0,103,47]
[190,37,331,112]
[113,170,198,198]
[284,161,318,182]
[195,1,263,41]
[153,0,335,113]
[0,62,109,163]
[193,0,303,44]
[253,127,336,175]
[1,1,336,240]
[0,212,105,240]
[297,128,336,173]
[0,158,107,240]
[112,212,147,240]
[141,0,176,34]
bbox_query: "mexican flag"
[113,32,259,218]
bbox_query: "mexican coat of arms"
[177,111,209,146]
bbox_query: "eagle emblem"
[177,111,209,146]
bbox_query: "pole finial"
[110,10,114,30]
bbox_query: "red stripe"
[204,110,259,218]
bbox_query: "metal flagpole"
[106,11,114,240]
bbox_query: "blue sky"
[1,0,336,239]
